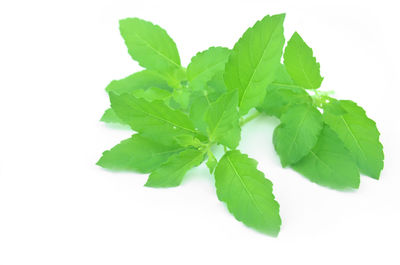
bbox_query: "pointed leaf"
[105,70,171,95]
[292,126,360,189]
[214,150,281,236]
[145,149,205,187]
[323,100,384,179]
[187,47,231,90]
[110,93,199,143]
[206,91,241,149]
[119,18,183,84]
[273,104,323,166]
[100,108,125,124]
[97,134,184,173]
[102,87,172,125]
[102,71,172,125]
[284,32,323,89]
[224,14,285,115]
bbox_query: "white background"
[1,0,399,264]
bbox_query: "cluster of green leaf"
[98,14,384,236]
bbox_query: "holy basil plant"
[98,14,384,236]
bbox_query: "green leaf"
[214,150,281,236]
[171,88,191,110]
[206,71,227,99]
[206,150,217,174]
[257,65,312,117]
[258,85,312,118]
[97,134,184,173]
[273,104,323,166]
[187,47,231,90]
[189,91,210,135]
[110,92,199,143]
[100,108,125,124]
[188,74,227,134]
[105,70,171,95]
[102,87,172,125]
[272,63,295,84]
[257,64,312,117]
[206,91,241,149]
[323,100,384,179]
[174,135,202,148]
[119,18,184,85]
[101,71,173,125]
[284,32,323,89]
[131,86,171,102]
[224,14,285,115]
[292,126,360,189]
[145,149,205,187]
[219,128,241,150]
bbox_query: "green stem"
[240,111,261,126]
